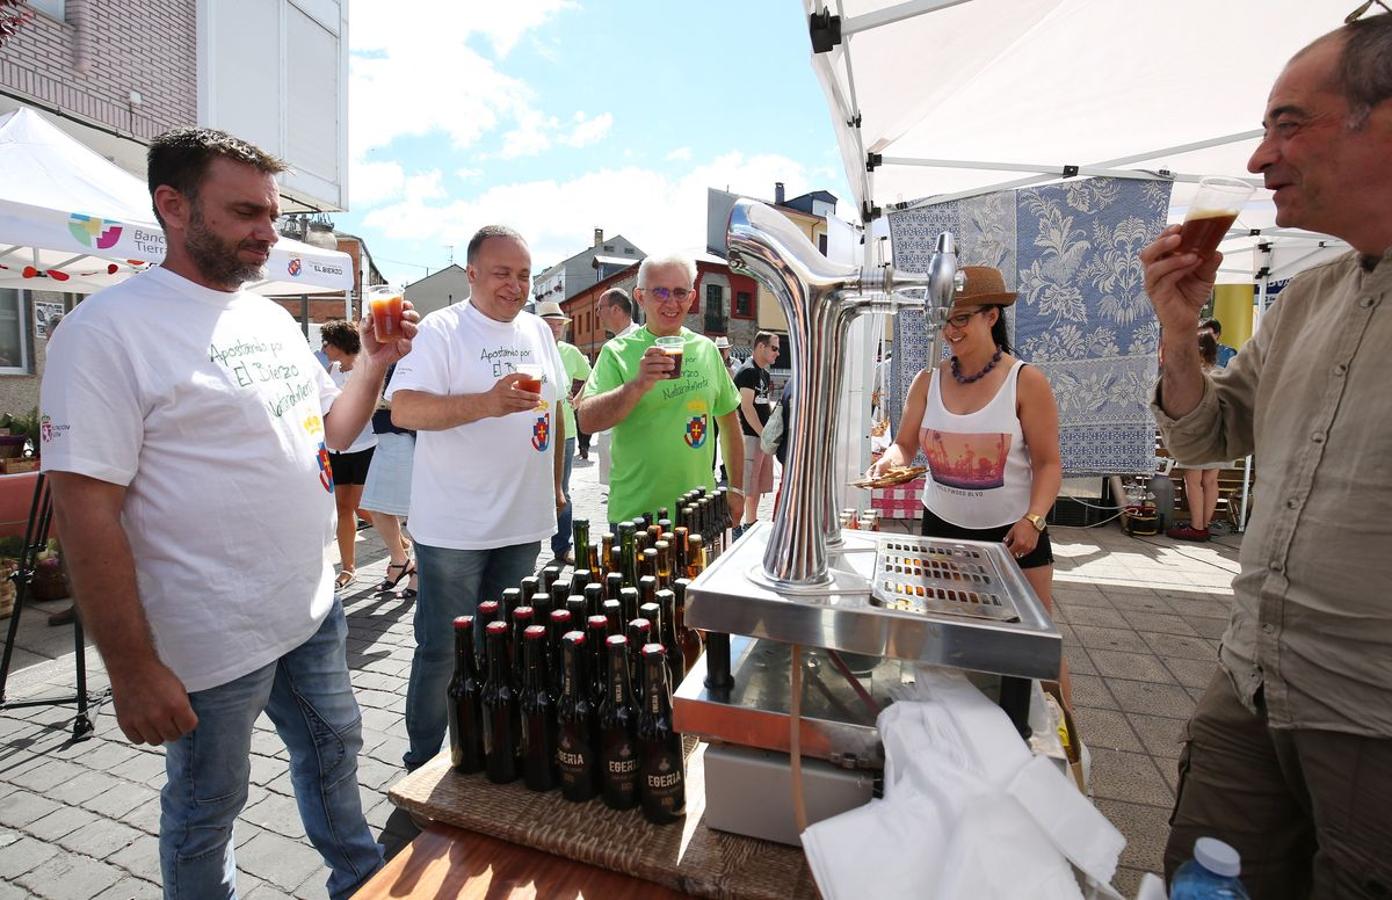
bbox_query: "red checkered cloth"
[870,476,926,520]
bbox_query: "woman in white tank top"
[870,266,1068,702]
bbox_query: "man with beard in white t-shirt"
[388,225,567,770]
[41,128,419,900]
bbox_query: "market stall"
[0,106,352,297]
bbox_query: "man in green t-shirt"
[577,254,744,526]
[539,300,593,563]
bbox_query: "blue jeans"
[160,600,382,900]
[551,437,576,558]
[404,540,540,768]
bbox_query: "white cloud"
[498,110,614,159]
[560,112,613,148]
[350,159,406,207]
[665,146,693,162]
[456,167,483,180]
[361,151,818,268]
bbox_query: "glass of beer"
[655,336,684,379]
[515,364,544,403]
[367,286,404,339]
[1178,177,1255,257]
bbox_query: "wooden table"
[351,821,684,899]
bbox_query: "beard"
[184,206,271,289]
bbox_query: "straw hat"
[953,266,1017,309]
[536,300,570,320]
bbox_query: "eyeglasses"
[945,308,986,329]
[1346,0,1390,23]
[644,286,692,303]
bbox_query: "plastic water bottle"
[1170,837,1251,899]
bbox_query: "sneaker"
[1166,524,1210,542]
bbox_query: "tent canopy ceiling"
[807,0,1356,279]
[0,107,352,295]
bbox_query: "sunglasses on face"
[645,286,692,303]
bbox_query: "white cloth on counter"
[801,669,1125,900]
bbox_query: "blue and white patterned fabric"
[887,178,1170,476]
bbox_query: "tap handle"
[925,231,961,321]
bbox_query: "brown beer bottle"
[565,595,588,628]
[602,598,623,638]
[583,583,604,619]
[517,578,538,609]
[556,631,599,802]
[477,599,501,632]
[638,644,686,824]
[531,592,553,631]
[619,586,640,624]
[501,588,523,628]
[626,617,652,700]
[687,534,706,579]
[570,567,590,595]
[673,526,690,576]
[540,565,561,595]
[585,615,609,708]
[511,606,534,690]
[481,621,519,784]
[655,540,672,589]
[655,588,685,690]
[599,635,639,810]
[638,575,658,614]
[519,625,558,792]
[600,531,616,574]
[547,608,572,704]
[605,572,624,606]
[673,578,702,674]
[641,547,658,582]
[548,579,569,618]
[447,616,485,774]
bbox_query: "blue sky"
[336,0,853,286]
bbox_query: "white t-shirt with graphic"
[386,302,566,550]
[40,266,341,693]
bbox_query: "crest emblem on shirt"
[684,414,708,448]
[316,441,334,492]
[531,413,551,452]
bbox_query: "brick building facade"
[0,0,197,141]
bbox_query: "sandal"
[334,569,356,591]
[378,560,416,592]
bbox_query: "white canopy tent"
[803,0,1354,286]
[0,107,353,297]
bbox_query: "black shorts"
[920,506,1054,569]
[329,446,375,487]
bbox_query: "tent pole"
[299,294,309,339]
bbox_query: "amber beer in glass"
[656,335,684,378]
[514,363,544,398]
[1178,177,1256,256]
[367,286,404,339]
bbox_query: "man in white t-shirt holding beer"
[389,225,567,770]
[41,127,418,899]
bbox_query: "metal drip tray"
[685,522,1061,682]
[873,537,1018,622]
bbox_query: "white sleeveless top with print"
[918,360,1034,529]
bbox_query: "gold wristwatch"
[1024,513,1048,533]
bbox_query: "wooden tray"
[388,742,819,899]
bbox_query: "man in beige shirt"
[1142,16,1392,898]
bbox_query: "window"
[623,247,635,255]
[0,290,31,375]
[27,0,65,21]
[818,233,828,256]
[704,283,725,334]
[603,244,614,252]
[734,291,753,318]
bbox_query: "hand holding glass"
[655,336,684,379]
[514,364,544,402]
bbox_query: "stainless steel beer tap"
[725,198,960,589]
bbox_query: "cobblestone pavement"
[0,450,1240,897]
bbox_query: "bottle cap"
[524,625,547,640]
[642,643,666,658]
[587,615,609,630]
[485,620,508,635]
[562,630,586,646]
[550,609,572,624]
[1193,837,1240,878]
[606,634,629,649]
[452,616,473,630]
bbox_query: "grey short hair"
[636,253,697,289]
[1300,15,1392,129]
